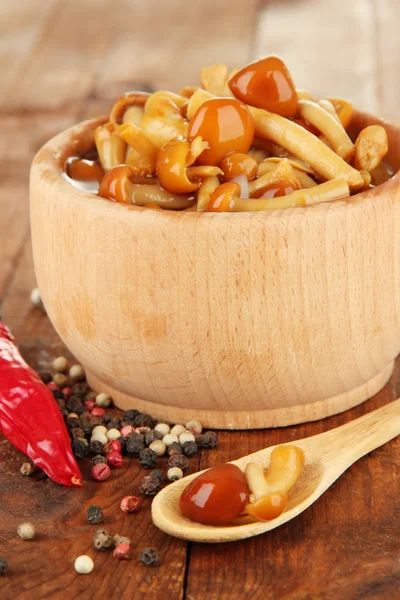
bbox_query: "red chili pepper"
[0,322,82,487]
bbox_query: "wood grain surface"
[1,1,400,598]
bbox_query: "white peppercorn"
[30,287,43,308]
[155,423,170,437]
[149,440,166,457]
[69,364,86,382]
[186,420,202,435]
[74,555,94,574]
[170,424,186,437]
[106,428,121,441]
[92,425,107,436]
[91,433,108,446]
[162,433,179,447]
[52,373,68,388]
[167,467,183,481]
[52,356,69,373]
[179,431,195,445]
[95,393,112,408]
[17,523,35,540]
[20,462,35,476]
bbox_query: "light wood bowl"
[30,111,400,429]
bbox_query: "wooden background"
[1,0,400,598]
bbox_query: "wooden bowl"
[30,111,400,429]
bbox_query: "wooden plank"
[253,0,379,113]
[185,376,400,599]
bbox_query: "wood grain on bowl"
[30,112,400,429]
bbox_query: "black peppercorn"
[70,427,86,440]
[56,398,66,410]
[39,371,52,384]
[107,417,121,430]
[71,382,89,397]
[102,413,112,424]
[167,454,189,470]
[126,434,144,458]
[167,442,183,456]
[139,448,157,469]
[93,529,113,551]
[199,431,219,448]
[116,436,126,454]
[67,394,84,413]
[123,409,140,424]
[92,454,107,466]
[140,547,158,566]
[52,389,65,401]
[182,440,198,457]
[90,440,105,455]
[134,413,155,429]
[144,430,163,446]
[72,438,89,459]
[67,414,80,428]
[87,505,103,525]
[151,469,164,482]
[0,556,8,575]
[140,474,162,496]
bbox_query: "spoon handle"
[307,397,400,467]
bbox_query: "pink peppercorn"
[91,407,105,417]
[107,451,123,468]
[113,543,130,560]
[135,426,151,434]
[120,425,133,438]
[91,463,111,481]
[47,382,59,391]
[85,399,96,411]
[120,495,140,513]
[62,387,72,398]
[104,440,121,455]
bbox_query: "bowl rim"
[31,111,400,224]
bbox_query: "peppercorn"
[126,434,144,458]
[168,454,189,470]
[120,496,140,513]
[144,430,163,445]
[74,555,94,574]
[107,451,123,468]
[151,469,164,482]
[149,440,166,457]
[92,454,107,466]
[52,356,69,373]
[87,505,103,525]
[134,413,155,428]
[0,557,7,575]
[90,440,105,455]
[91,463,110,482]
[114,544,131,560]
[167,467,183,481]
[92,407,105,418]
[47,381,59,391]
[96,392,112,408]
[62,387,72,398]
[91,432,108,446]
[72,382,89,397]
[67,394,84,414]
[170,424,186,437]
[182,440,198,457]
[71,427,86,440]
[85,399,96,412]
[199,431,219,448]
[66,413,80,428]
[38,371,52,384]
[85,390,97,402]
[30,287,43,308]
[167,442,183,456]
[69,364,86,382]
[123,409,140,424]
[17,522,35,540]
[154,423,170,437]
[120,425,133,437]
[20,462,35,476]
[140,474,162,496]
[92,425,107,435]
[104,440,121,455]
[52,389,65,401]
[106,428,121,441]
[139,448,157,469]
[179,431,195,445]
[163,433,179,447]
[53,373,68,388]
[117,436,126,454]
[106,417,121,430]
[140,547,158,566]
[72,438,89,459]
[186,420,202,435]
[93,529,113,550]
[113,534,131,547]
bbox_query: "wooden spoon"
[152,398,400,543]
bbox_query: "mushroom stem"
[245,463,270,500]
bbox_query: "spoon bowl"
[152,398,400,542]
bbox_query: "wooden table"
[1,1,400,598]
